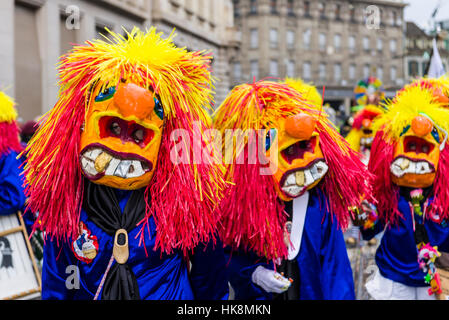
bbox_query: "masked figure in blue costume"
[360,79,449,300]
[0,90,25,217]
[213,79,373,300]
[23,27,228,300]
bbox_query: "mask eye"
[400,125,410,136]
[431,127,440,143]
[265,128,277,151]
[154,97,164,120]
[95,86,116,102]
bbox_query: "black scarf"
[83,180,147,300]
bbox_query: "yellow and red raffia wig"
[0,91,22,156]
[404,76,449,107]
[23,27,223,255]
[345,105,384,153]
[369,80,449,225]
[213,79,372,261]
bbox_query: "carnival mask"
[80,81,164,190]
[269,113,328,201]
[390,115,441,188]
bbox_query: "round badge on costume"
[72,222,99,263]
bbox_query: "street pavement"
[345,232,380,300]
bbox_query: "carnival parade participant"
[22,27,228,300]
[347,77,385,165]
[345,77,385,247]
[360,78,449,300]
[213,79,372,300]
[0,90,25,216]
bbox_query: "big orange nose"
[411,115,433,137]
[362,119,372,129]
[285,113,317,140]
[113,83,155,120]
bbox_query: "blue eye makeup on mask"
[95,86,116,102]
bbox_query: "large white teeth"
[114,160,132,178]
[83,149,102,161]
[81,157,97,177]
[105,158,121,176]
[281,160,328,197]
[390,157,433,177]
[285,173,296,186]
[416,162,430,174]
[81,148,149,179]
[126,160,145,178]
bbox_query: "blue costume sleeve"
[41,239,78,300]
[0,152,26,216]
[189,236,230,300]
[319,211,356,300]
[224,248,272,300]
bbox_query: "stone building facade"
[231,0,407,113]
[2,0,238,122]
[151,0,239,108]
[1,0,152,122]
[405,21,449,83]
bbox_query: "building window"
[287,0,295,16]
[377,67,383,81]
[250,60,259,80]
[270,0,278,14]
[335,3,341,20]
[236,30,242,42]
[234,61,242,80]
[270,28,278,48]
[250,0,257,14]
[287,60,295,78]
[363,36,370,51]
[390,39,397,53]
[349,35,356,53]
[377,38,383,51]
[287,30,295,49]
[233,0,240,17]
[318,2,326,19]
[319,62,326,81]
[304,1,311,17]
[334,63,342,82]
[269,59,279,77]
[303,28,311,50]
[334,34,341,52]
[349,4,356,22]
[319,33,326,52]
[250,28,258,49]
[303,61,311,80]
[409,60,419,77]
[390,66,397,81]
[363,64,370,78]
[349,64,356,80]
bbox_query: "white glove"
[251,266,291,294]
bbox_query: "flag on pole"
[428,38,446,78]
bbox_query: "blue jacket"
[361,194,449,287]
[226,189,355,300]
[42,190,229,300]
[0,151,26,216]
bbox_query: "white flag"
[428,38,446,78]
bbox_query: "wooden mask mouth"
[80,143,153,181]
[390,156,435,179]
[279,158,328,198]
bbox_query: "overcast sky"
[404,0,449,30]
